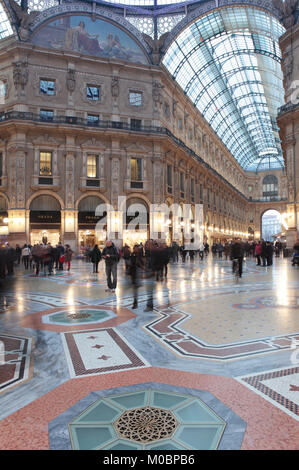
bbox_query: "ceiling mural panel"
[31,14,149,64]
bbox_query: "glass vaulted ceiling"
[163,6,286,172]
[0,2,13,39]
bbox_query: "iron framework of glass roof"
[162,6,286,171]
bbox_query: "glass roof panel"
[162,5,285,171]
[0,2,13,39]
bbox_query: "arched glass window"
[262,175,278,201]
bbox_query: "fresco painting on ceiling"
[32,15,148,64]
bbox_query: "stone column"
[7,144,27,245]
[64,148,77,251]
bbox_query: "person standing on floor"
[102,240,120,293]
[15,244,21,265]
[64,244,73,271]
[57,242,65,270]
[22,244,31,270]
[265,241,273,266]
[90,244,102,273]
[254,241,262,266]
[261,239,267,267]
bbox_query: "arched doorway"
[123,198,149,247]
[261,210,282,241]
[30,195,61,245]
[78,196,107,249]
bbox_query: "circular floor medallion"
[114,406,178,442]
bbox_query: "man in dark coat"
[230,239,244,278]
[261,239,267,267]
[102,240,119,292]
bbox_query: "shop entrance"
[78,196,107,252]
[29,195,61,245]
[124,198,149,248]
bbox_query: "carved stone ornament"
[281,0,299,28]
[111,76,119,98]
[66,69,76,93]
[152,80,164,105]
[8,0,39,41]
[13,62,28,94]
[142,32,169,65]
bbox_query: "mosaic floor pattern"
[0,257,299,450]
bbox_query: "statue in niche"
[13,61,28,94]
[142,32,169,65]
[111,76,119,98]
[66,69,76,93]
[9,0,39,40]
[152,80,164,106]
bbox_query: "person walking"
[64,244,73,271]
[122,243,131,273]
[129,244,144,309]
[265,241,273,266]
[254,241,262,266]
[261,239,267,267]
[102,240,120,293]
[15,244,22,265]
[56,242,65,270]
[199,242,205,260]
[90,244,102,273]
[230,238,244,278]
[22,244,31,270]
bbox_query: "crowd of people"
[0,241,73,278]
[0,237,296,310]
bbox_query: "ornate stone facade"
[0,4,290,249]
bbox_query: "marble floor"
[0,255,298,450]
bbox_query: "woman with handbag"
[64,244,73,271]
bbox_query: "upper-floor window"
[39,152,52,176]
[87,155,99,179]
[87,114,100,124]
[40,109,54,121]
[40,79,55,95]
[86,85,100,101]
[0,153,3,179]
[0,81,6,101]
[167,164,172,193]
[177,119,182,130]
[199,184,203,202]
[130,119,142,130]
[262,175,278,200]
[180,172,184,198]
[164,103,170,118]
[129,92,143,107]
[131,158,142,181]
[191,178,195,202]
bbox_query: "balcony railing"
[0,110,277,203]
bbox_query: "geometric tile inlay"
[0,334,33,395]
[61,329,149,377]
[236,367,299,421]
[143,288,299,360]
[20,305,135,332]
[68,390,226,450]
[42,308,115,326]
